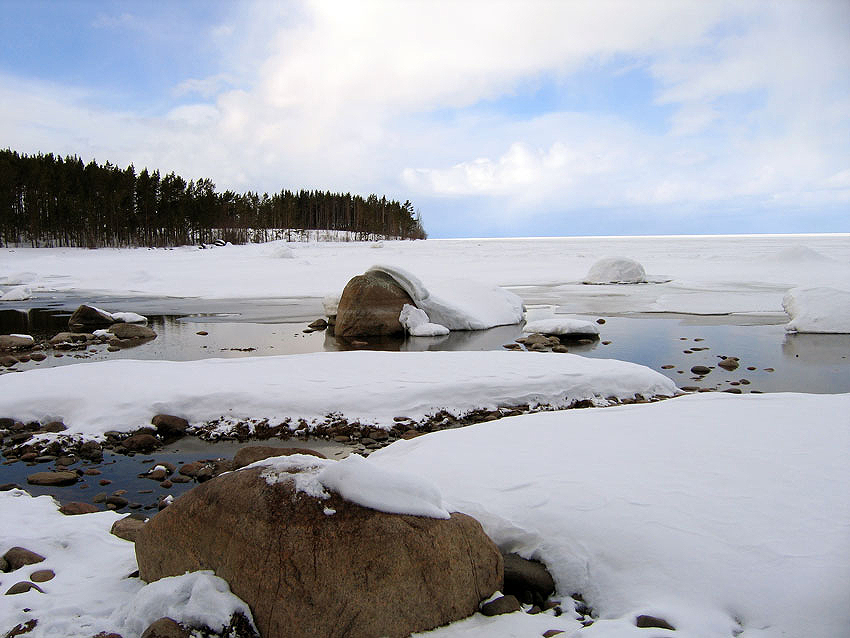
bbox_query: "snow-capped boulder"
[783,286,850,333]
[0,334,35,351]
[68,304,116,328]
[334,270,415,337]
[135,461,502,638]
[584,257,647,284]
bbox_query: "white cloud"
[1,0,847,234]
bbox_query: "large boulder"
[135,466,502,638]
[109,323,157,340]
[334,270,414,337]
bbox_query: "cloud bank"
[1,0,847,236]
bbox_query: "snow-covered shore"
[2,234,849,320]
[0,350,678,441]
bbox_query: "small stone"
[3,547,45,571]
[122,434,160,453]
[93,492,107,503]
[84,468,102,476]
[661,364,675,369]
[723,388,743,394]
[196,331,209,336]
[635,614,676,630]
[29,569,54,583]
[542,631,565,637]
[106,495,129,509]
[59,501,99,515]
[502,343,523,350]
[480,595,521,616]
[30,352,47,362]
[5,581,44,595]
[100,479,112,486]
[601,341,611,345]
[718,358,740,371]
[40,421,67,433]
[308,318,328,330]
[27,471,78,486]
[690,365,712,375]
[552,345,569,353]
[141,617,191,638]
[764,367,775,372]
[596,318,606,324]
[109,323,156,339]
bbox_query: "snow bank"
[400,304,450,337]
[372,392,850,638]
[0,351,677,439]
[369,264,523,330]
[109,311,147,324]
[783,286,850,333]
[0,490,138,638]
[109,571,254,637]
[583,257,647,284]
[523,316,599,336]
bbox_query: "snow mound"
[767,245,833,262]
[399,303,450,337]
[0,351,678,439]
[584,257,647,284]
[110,311,147,324]
[371,392,850,638]
[318,454,450,519]
[110,571,255,636]
[269,244,295,258]
[369,264,523,330]
[783,286,850,333]
[249,453,334,499]
[322,293,340,316]
[1,285,32,301]
[523,316,599,336]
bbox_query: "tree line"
[0,149,427,247]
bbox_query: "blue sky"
[1,0,848,238]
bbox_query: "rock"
[0,355,17,367]
[68,305,114,329]
[3,619,38,636]
[140,618,190,638]
[480,594,521,616]
[3,547,45,571]
[502,553,556,606]
[40,421,67,433]
[122,434,160,453]
[502,343,523,350]
[136,466,502,638]
[109,323,157,340]
[552,345,569,353]
[635,614,676,630]
[26,471,78,487]
[334,270,415,337]
[307,318,328,330]
[0,335,34,351]
[0,556,6,572]
[690,365,712,375]
[111,515,147,542]
[30,352,47,362]
[542,631,565,637]
[28,569,54,583]
[59,501,100,515]
[232,446,326,469]
[151,414,188,440]
[718,357,740,371]
[78,441,103,461]
[106,495,129,510]
[4,581,44,595]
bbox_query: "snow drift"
[783,286,850,333]
[368,265,523,330]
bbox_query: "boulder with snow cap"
[68,304,115,328]
[135,457,502,638]
[334,270,415,337]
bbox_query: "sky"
[1,0,848,238]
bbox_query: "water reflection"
[782,332,850,363]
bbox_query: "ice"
[583,257,647,284]
[522,316,599,336]
[0,351,677,439]
[372,392,850,638]
[399,303,450,336]
[783,286,850,333]
[318,454,450,519]
[1,285,31,301]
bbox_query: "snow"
[109,571,255,637]
[782,286,850,333]
[400,303,450,337]
[0,285,31,301]
[369,264,524,330]
[248,452,450,518]
[110,311,147,324]
[2,234,849,316]
[523,316,599,336]
[583,257,647,284]
[318,454,450,519]
[372,392,850,638]
[8,334,34,343]
[0,351,678,440]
